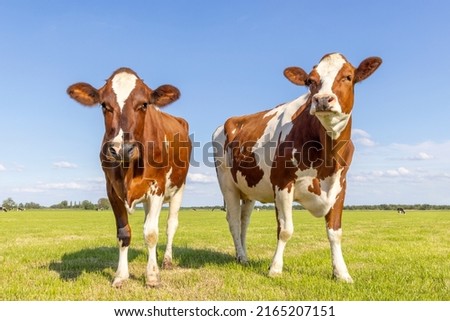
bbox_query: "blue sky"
[1,0,449,206]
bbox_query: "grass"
[0,208,448,301]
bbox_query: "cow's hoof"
[334,273,354,283]
[236,256,248,265]
[146,275,161,288]
[268,264,283,277]
[268,270,282,278]
[162,258,173,270]
[112,277,127,288]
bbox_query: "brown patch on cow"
[291,99,310,120]
[332,63,355,114]
[224,110,275,187]
[145,231,158,247]
[271,110,323,190]
[308,178,322,196]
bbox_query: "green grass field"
[0,209,448,301]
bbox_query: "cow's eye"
[306,78,318,88]
[101,103,111,113]
[138,103,148,112]
[344,75,352,82]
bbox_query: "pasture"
[0,208,448,301]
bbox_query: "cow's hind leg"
[225,190,247,264]
[162,184,185,270]
[240,199,255,261]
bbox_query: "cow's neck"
[320,117,353,170]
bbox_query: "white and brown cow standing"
[67,68,191,287]
[213,53,381,282]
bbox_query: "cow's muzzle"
[311,93,338,113]
[106,141,139,163]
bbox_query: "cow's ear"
[67,82,100,106]
[354,57,382,83]
[150,85,180,107]
[283,67,308,86]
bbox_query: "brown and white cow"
[213,53,381,282]
[67,68,191,287]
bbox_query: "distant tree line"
[1,197,111,211]
[343,204,450,210]
[49,198,111,210]
[183,203,450,211]
[2,197,450,212]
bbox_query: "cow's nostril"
[123,143,135,156]
[328,96,335,103]
[109,146,118,156]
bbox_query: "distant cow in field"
[67,68,191,287]
[213,53,382,282]
[397,207,406,214]
[0,207,7,212]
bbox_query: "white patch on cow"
[113,242,129,286]
[112,72,138,110]
[125,193,147,215]
[294,168,344,217]
[164,167,179,201]
[112,128,124,144]
[310,54,351,139]
[111,72,137,144]
[252,94,310,175]
[315,53,346,102]
[235,171,273,203]
[315,112,351,139]
[291,148,299,167]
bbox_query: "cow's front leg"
[269,188,294,276]
[107,182,132,288]
[325,185,353,283]
[113,224,131,287]
[143,194,164,287]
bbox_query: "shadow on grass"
[48,245,236,282]
[48,246,142,281]
[172,246,235,268]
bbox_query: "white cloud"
[407,152,434,160]
[0,164,5,171]
[352,128,376,147]
[187,172,216,183]
[12,187,44,193]
[53,161,78,169]
[347,140,450,204]
[398,167,410,175]
[38,182,84,190]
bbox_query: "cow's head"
[284,53,382,138]
[67,68,180,164]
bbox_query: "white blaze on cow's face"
[111,72,138,144]
[309,53,353,139]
